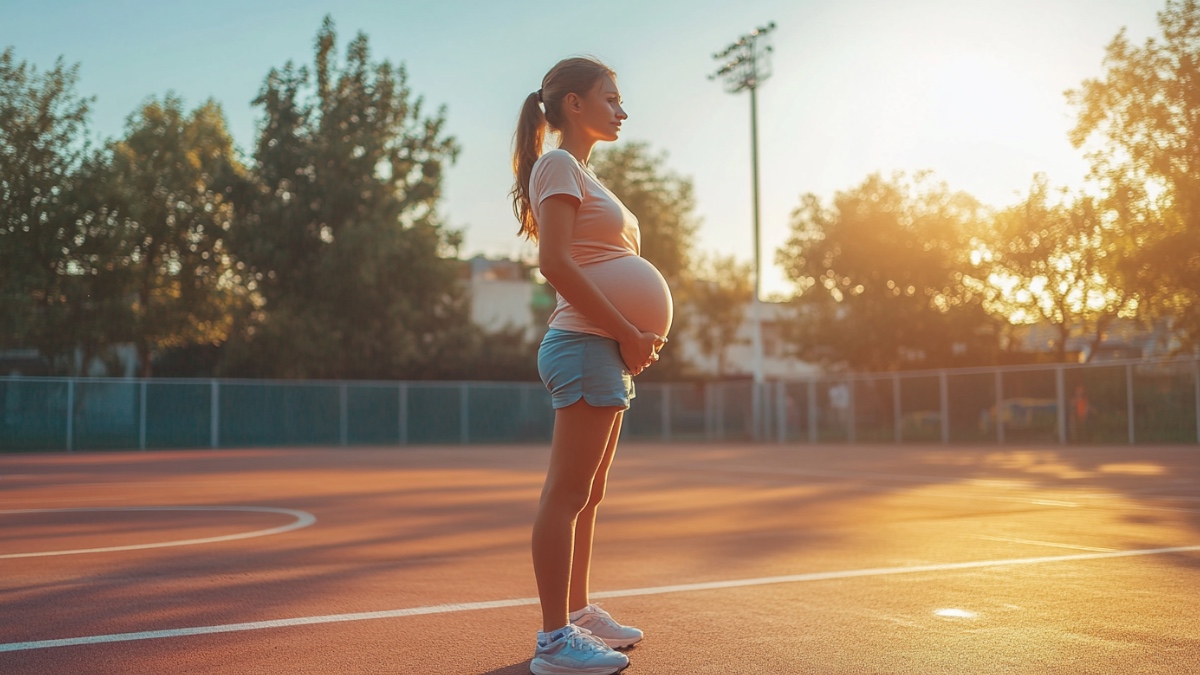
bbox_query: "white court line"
[2,543,1197,653]
[661,463,1200,516]
[0,507,315,559]
[972,535,1116,552]
[660,462,970,485]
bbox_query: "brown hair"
[511,56,615,242]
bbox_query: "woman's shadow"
[476,664,533,675]
[477,645,640,674]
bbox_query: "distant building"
[680,301,820,380]
[459,254,547,342]
[460,256,821,379]
[1007,318,1182,362]
[0,345,138,377]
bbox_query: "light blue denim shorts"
[538,328,636,410]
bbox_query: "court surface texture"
[1,442,1198,674]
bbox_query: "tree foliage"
[109,95,247,376]
[590,142,698,286]
[688,253,752,377]
[1068,0,1200,350]
[979,176,1136,362]
[0,47,134,373]
[591,142,700,379]
[777,173,998,371]
[222,17,466,379]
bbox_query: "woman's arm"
[538,194,663,374]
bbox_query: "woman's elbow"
[538,254,571,284]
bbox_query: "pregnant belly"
[585,255,674,337]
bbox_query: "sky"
[0,0,1166,297]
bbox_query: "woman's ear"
[563,91,583,114]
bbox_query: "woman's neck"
[558,131,596,167]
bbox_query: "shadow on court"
[1,443,1198,673]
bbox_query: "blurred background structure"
[0,355,1197,451]
[2,1,1199,449]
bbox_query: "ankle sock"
[539,625,572,645]
[568,605,592,621]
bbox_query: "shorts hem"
[550,392,631,410]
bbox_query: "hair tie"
[537,89,543,103]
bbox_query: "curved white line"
[0,507,316,559]
[0,542,1196,652]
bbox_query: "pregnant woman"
[511,56,672,675]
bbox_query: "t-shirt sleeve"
[530,152,585,217]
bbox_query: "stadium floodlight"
[709,21,776,439]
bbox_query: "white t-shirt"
[530,149,673,338]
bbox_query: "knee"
[541,480,594,517]
[583,482,607,511]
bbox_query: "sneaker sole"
[600,636,642,649]
[529,659,629,675]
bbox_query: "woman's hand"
[621,332,667,376]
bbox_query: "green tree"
[1068,0,1200,350]
[688,253,752,377]
[223,17,465,379]
[50,154,138,375]
[979,176,1136,362]
[108,94,247,376]
[0,47,133,374]
[591,142,700,379]
[590,142,698,285]
[776,173,997,371]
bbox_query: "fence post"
[763,381,772,442]
[807,379,818,443]
[704,382,714,441]
[139,380,147,451]
[893,374,902,444]
[776,380,787,443]
[460,383,469,445]
[662,384,671,442]
[519,385,530,440]
[398,382,408,445]
[751,382,761,442]
[65,378,75,453]
[210,379,219,449]
[847,379,856,444]
[995,371,1005,445]
[939,371,950,444]
[1126,363,1136,445]
[339,383,349,447]
[1055,366,1066,445]
[717,383,726,440]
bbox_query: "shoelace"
[563,625,609,653]
[581,603,621,629]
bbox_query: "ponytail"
[510,56,615,243]
[511,91,547,242]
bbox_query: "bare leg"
[569,410,623,612]
[532,400,621,633]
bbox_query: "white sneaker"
[531,624,629,675]
[569,604,644,649]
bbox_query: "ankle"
[568,605,592,621]
[538,624,571,645]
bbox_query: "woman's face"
[572,74,627,142]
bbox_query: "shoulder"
[530,150,587,204]
[532,149,583,178]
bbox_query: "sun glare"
[924,56,1033,140]
[935,608,978,619]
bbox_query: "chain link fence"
[2,357,1198,452]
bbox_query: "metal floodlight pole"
[710,21,775,439]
